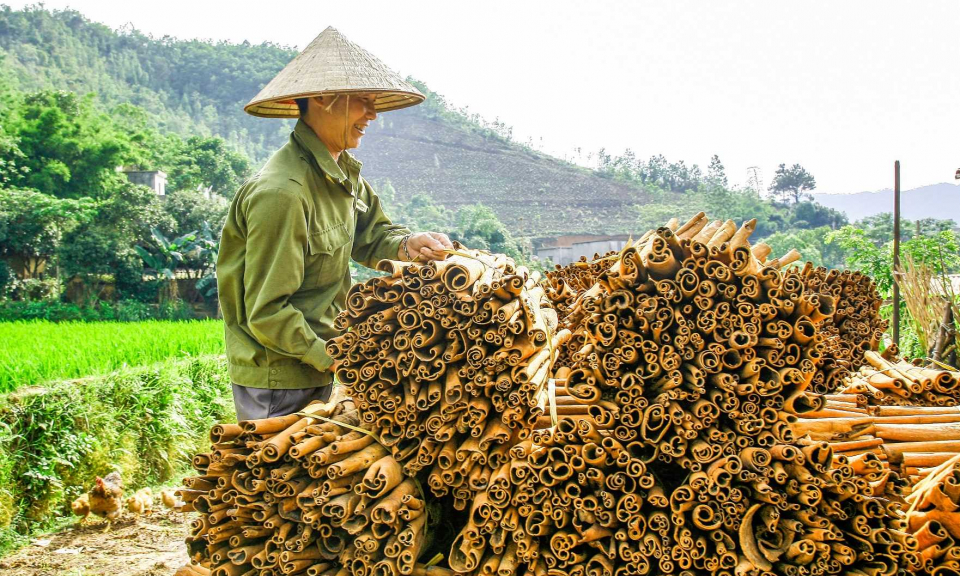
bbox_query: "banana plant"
[135,228,197,302]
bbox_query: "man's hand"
[402,232,453,261]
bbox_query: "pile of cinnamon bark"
[795,361,960,484]
[180,215,940,576]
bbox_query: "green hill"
[0,5,656,236]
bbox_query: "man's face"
[312,93,378,152]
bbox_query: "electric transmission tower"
[746,166,764,194]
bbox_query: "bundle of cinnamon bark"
[794,360,960,484]
[450,213,918,576]
[326,248,569,510]
[904,454,960,576]
[838,352,960,407]
[544,250,617,323]
[180,396,455,576]
[795,265,887,395]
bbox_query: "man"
[217,27,452,421]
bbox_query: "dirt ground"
[0,509,190,576]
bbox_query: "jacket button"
[270,369,278,375]
[269,380,278,387]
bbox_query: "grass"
[0,320,225,392]
[0,355,233,554]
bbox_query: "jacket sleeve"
[351,177,410,269]
[241,188,333,373]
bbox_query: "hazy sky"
[7,0,960,194]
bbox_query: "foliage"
[706,154,728,188]
[0,90,132,199]
[855,213,958,246]
[0,261,9,294]
[0,355,232,546]
[135,225,219,302]
[161,188,229,237]
[135,229,192,279]
[598,149,703,193]
[827,226,896,293]
[0,6,297,164]
[826,221,960,358]
[0,298,197,323]
[0,188,96,277]
[165,136,251,198]
[452,204,523,261]
[828,225,960,296]
[769,163,817,204]
[56,182,172,302]
[596,153,841,242]
[789,201,847,230]
[762,227,847,269]
[384,190,529,266]
[0,319,224,392]
[630,183,839,242]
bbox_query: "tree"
[161,189,228,240]
[2,90,132,199]
[58,182,173,301]
[0,188,96,278]
[789,201,847,230]
[761,227,847,269]
[134,228,205,302]
[166,136,251,198]
[452,204,522,260]
[399,193,449,233]
[826,226,960,296]
[0,124,27,188]
[707,154,727,187]
[826,226,892,293]
[769,163,817,204]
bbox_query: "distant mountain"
[811,183,960,223]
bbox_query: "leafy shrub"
[0,262,10,295]
[0,356,232,547]
[0,298,199,322]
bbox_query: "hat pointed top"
[244,27,424,118]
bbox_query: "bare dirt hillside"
[0,510,188,576]
[356,108,653,237]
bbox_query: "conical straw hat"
[244,27,425,118]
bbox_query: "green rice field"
[0,320,225,392]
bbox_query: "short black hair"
[295,97,309,117]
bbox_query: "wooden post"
[893,160,901,348]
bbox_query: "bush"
[0,298,199,322]
[0,262,10,295]
[0,355,232,549]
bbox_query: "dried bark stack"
[446,214,917,576]
[836,352,960,407]
[544,251,618,323]
[180,397,454,576]
[181,214,935,576]
[794,361,960,484]
[326,249,569,510]
[904,454,960,576]
[794,265,887,395]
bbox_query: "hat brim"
[244,89,425,118]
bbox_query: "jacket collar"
[292,120,363,188]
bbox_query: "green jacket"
[217,120,409,389]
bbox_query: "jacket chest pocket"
[305,223,352,289]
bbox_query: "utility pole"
[892,161,901,348]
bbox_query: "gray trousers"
[231,384,333,421]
